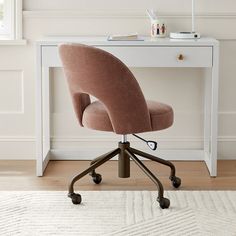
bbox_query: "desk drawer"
[42,45,212,68]
[98,46,213,68]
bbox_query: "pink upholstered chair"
[59,43,181,209]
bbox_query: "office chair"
[59,43,181,209]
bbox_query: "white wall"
[0,0,236,159]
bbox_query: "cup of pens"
[147,9,167,38]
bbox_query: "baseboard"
[0,136,235,160]
[50,148,204,161]
[0,136,35,160]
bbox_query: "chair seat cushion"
[82,100,173,133]
[147,100,174,131]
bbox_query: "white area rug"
[0,191,236,236]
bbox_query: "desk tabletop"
[37,36,219,47]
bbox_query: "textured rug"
[0,191,236,236]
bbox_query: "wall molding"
[0,135,235,160]
[51,136,203,142]
[219,111,236,115]
[0,70,24,114]
[0,136,34,142]
[23,10,236,19]
[0,135,235,142]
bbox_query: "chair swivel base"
[68,142,181,209]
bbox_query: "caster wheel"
[68,193,82,205]
[171,176,181,188]
[92,173,102,184]
[158,197,170,209]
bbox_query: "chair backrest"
[59,43,152,134]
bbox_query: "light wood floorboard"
[0,160,236,191]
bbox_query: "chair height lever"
[132,134,157,151]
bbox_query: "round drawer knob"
[178,54,184,61]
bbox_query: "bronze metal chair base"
[68,142,181,209]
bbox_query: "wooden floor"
[0,160,236,191]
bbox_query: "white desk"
[36,36,219,177]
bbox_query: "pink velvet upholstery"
[59,43,174,134]
[82,100,173,132]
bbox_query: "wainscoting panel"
[0,70,24,114]
[1,1,236,159]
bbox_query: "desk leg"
[42,67,51,154]
[210,45,219,177]
[36,45,51,176]
[36,45,43,176]
[42,66,51,171]
[204,45,219,177]
[204,69,213,175]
